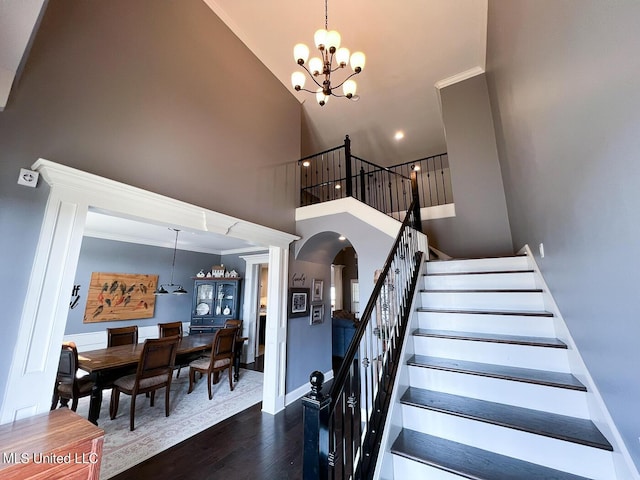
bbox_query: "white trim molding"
[0,159,297,424]
[435,66,485,90]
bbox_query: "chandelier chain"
[325,0,328,30]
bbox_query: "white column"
[262,245,289,415]
[1,187,87,423]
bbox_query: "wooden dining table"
[78,333,216,425]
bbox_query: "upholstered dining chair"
[107,325,138,347]
[109,335,179,431]
[51,341,95,412]
[187,327,237,400]
[158,322,184,377]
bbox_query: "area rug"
[74,369,263,479]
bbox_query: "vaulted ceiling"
[205,0,488,164]
[1,0,487,251]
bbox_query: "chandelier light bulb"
[308,57,323,76]
[343,79,357,98]
[316,88,329,106]
[350,52,365,73]
[326,30,341,52]
[293,43,310,64]
[291,71,306,90]
[335,47,350,67]
[314,29,328,49]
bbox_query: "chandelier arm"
[330,71,360,90]
[298,63,325,89]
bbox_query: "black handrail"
[303,203,425,480]
[298,136,415,222]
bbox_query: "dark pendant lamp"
[154,228,188,295]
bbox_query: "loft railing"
[302,204,425,480]
[298,136,416,222]
[387,153,452,208]
[298,136,452,217]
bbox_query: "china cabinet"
[189,278,241,334]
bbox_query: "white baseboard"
[521,244,640,479]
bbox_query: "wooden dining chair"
[158,322,184,377]
[187,327,237,400]
[107,325,138,347]
[109,336,179,431]
[51,341,95,412]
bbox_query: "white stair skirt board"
[400,404,614,479]
[426,256,529,274]
[411,336,571,372]
[417,310,556,338]
[424,271,536,290]
[406,364,590,418]
[420,290,546,311]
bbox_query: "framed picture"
[289,287,310,318]
[83,272,158,323]
[311,304,324,325]
[312,278,324,302]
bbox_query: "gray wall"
[486,0,640,469]
[427,74,513,257]
[289,213,395,390]
[0,0,300,404]
[68,237,221,334]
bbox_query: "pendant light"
[154,228,188,295]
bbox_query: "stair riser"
[412,336,571,373]
[392,455,465,480]
[407,365,590,418]
[421,291,545,311]
[417,311,556,338]
[401,405,614,479]
[424,272,536,290]
[426,256,529,274]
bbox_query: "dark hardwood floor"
[112,355,304,480]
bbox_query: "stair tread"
[401,387,612,450]
[413,328,567,348]
[425,269,534,277]
[391,428,594,480]
[418,307,554,317]
[421,288,543,293]
[408,354,586,391]
[427,254,527,262]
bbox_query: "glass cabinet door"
[194,283,214,316]
[214,282,236,317]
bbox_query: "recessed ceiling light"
[335,184,341,189]
[302,160,311,167]
[394,131,405,140]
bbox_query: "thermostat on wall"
[17,168,39,188]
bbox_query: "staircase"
[382,254,618,479]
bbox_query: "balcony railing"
[298,136,452,220]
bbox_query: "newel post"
[303,371,331,480]
[344,135,353,197]
[410,170,423,231]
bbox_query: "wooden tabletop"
[0,409,103,470]
[78,333,216,374]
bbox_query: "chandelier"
[291,0,365,106]
[154,228,188,295]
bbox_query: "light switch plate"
[17,168,39,187]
